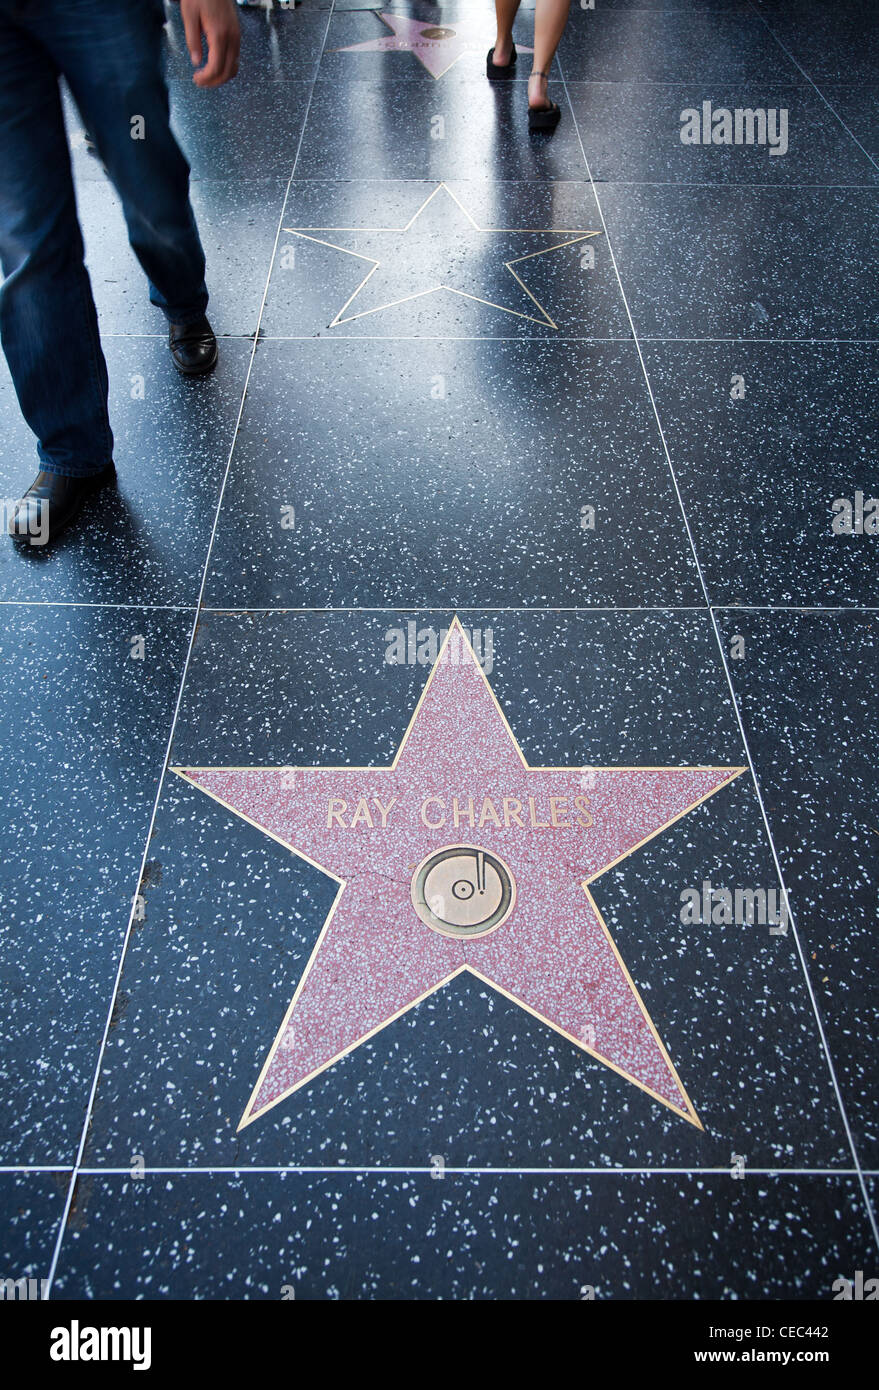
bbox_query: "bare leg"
[529,0,571,109]
[493,0,521,67]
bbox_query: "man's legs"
[36,0,210,329]
[0,4,113,479]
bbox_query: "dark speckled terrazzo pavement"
[2,0,877,1301]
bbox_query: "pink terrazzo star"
[174,621,744,1129]
[336,14,532,79]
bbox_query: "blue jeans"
[0,0,209,477]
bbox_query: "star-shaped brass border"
[333,13,534,81]
[174,622,746,1130]
[282,183,602,329]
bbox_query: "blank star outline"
[282,182,602,329]
[172,620,746,1132]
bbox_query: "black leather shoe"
[7,462,116,547]
[168,316,218,375]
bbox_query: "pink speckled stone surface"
[336,15,533,80]
[179,629,742,1126]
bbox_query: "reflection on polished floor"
[1,0,878,1300]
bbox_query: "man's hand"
[180,0,240,88]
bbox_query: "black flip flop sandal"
[527,70,561,131]
[486,43,517,79]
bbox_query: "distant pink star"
[175,621,744,1129]
[336,13,532,79]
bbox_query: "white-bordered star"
[284,183,601,329]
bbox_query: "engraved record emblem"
[411,844,516,938]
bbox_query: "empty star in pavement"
[336,13,532,79]
[284,183,600,328]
